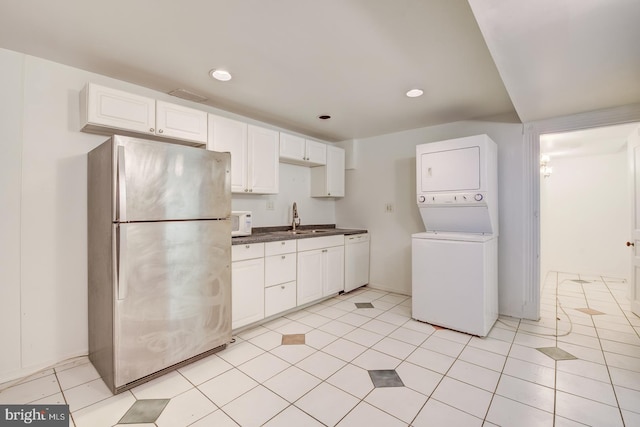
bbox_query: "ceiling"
[540,122,638,158]
[1,1,639,142]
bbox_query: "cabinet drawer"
[265,240,296,256]
[265,253,296,286]
[232,243,265,261]
[297,235,344,252]
[265,281,296,317]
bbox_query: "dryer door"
[419,146,480,193]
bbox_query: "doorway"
[520,105,640,321]
[539,124,636,286]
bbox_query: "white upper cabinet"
[311,145,345,197]
[306,140,327,165]
[155,101,208,143]
[81,83,155,135]
[248,125,280,194]
[80,83,207,145]
[208,115,279,194]
[280,133,327,166]
[208,115,248,193]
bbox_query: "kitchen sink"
[287,229,330,235]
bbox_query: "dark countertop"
[232,224,368,245]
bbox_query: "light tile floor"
[1,272,639,426]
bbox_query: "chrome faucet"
[292,202,301,231]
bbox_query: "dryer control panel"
[418,192,487,206]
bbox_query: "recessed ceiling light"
[406,89,424,98]
[210,69,232,82]
[318,115,331,120]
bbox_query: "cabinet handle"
[281,242,285,245]
[281,285,285,289]
[328,193,331,196]
[158,129,164,134]
[245,245,250,249]
[244,189,249,192]
[281,255,286,259]
[149,128,154,133]
[249,189,253,192]
[322,249,327,252]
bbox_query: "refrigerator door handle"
[117,145,127,222]
[117,224,128,300]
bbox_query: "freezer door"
[113,135,230,221]
[113,220,231,388]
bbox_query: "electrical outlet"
[266,200,275,210]
[385,203,394,213]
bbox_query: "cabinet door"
[280,133,306,163]
[156,101,208,143]
[310,145,345,197]
[326,145,345,197]
[265,281,297,317]
[265,253,296,287]
[231,258,265,329]
[209,115,248,193]
[306,140,327,166]
[85,83,155,135]
[248,125,279,194]
[297,249,323,305]
[324,245,345,296]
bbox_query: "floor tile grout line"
[551,271,633,424]
[553,270,559,426]
[589,275,626,424]
[267,289,410,426]
[196,288,406,426]
[26,279,638,427]
[602,275,640,341]
[481,304,521,425]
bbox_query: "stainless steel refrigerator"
[88,135,232,394]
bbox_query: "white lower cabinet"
[297,235,345,306]
[231,243,265,330]
[297,249,324,305]
[231,236,347,328]
[265,281,296,318]
[324,245,345,295]
[264,240,297,317]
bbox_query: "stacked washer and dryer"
[412,135,498,337]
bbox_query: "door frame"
[522,103,640,320]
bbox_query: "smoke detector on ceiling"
[168,88,208,103]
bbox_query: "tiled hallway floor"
[1,272,639,426]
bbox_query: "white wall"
[540,151,630,279]
[0,49,24,383]
[0,46,530,382]
[232,163,335,227]
[0,48,335,382]
[335,121,526,318]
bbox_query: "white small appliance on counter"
[412,134,498,336]
[231,211,252,236]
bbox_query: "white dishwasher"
[344,233,370,292]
